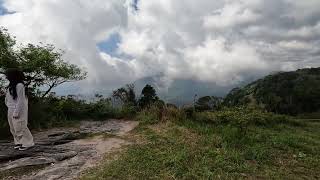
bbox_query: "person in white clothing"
[5,69,34,151]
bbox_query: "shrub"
[135,105,162,124]
[297,111,320,119]
[195,96,223,112]
[192,107,304,137]
[183,106,195,118]
[120,103,138,119]
[0,95,135,138]
[136,105,186,124]
[138,84,159,109]
[162,107,186,122]
[166,103,178,109]
[85,98,118,119]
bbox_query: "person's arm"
[13,84,26,118]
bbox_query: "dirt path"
[0,120,139,180]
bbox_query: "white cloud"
[204,2,261,30]
[0,0,129,93]
[0,0,319,94]
[277,40,313,51]
[184,37,267,85]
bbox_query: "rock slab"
[0,120,139,180]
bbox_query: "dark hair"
[5,69,26,100]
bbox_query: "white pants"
[8,108,34,147]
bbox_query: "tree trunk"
[41,84,55,98]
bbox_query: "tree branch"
[41,83,56,98]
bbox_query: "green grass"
[81,111,320,179]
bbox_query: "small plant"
[162,107,186,122]
[135,104,186,124]
[135,105,162,124]
[120,103,138,119]
[191,107,304,140]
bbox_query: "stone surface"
[0,120,139,180]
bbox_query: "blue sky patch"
[0,0,6,15]
[97,33,133,60]
[133,0,139,11]
[0,0,15,16]
[97,33,121,57]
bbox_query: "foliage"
[120,103,138,119]
[182,106,195,118]
[192,107,303,137]
[224,87,252,107]
[82,115,320,179]
[0,27,87,97]
[135,104,186,125]
[162,106,186,122]
[138,84,159,108]
[112,84,137,106]
[224,68,320,115]
[166,103,178,109]
[0,95,137,139]
[195,96,223,112]
[135,105,162,124]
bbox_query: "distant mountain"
[224,67,320,115]
[134,76,251,106]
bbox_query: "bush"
[192,107,304,137]
[135,105,162,124]
[85,98,121,119]
[183,106,195,118]
[162,107,186,122]
[0,95,136,139]
[135,105,186,124]
[297,111,320,119]
[120,103,138,119]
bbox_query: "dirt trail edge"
[0,120,139,180]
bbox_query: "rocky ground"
[0,120,139,180]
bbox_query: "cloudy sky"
[0,0,319,95]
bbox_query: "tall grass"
[135,105,186,125]
[82,106,320,179]
[135,105,305,135]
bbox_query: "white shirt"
[5,83,28,117]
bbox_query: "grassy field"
[81,109,320,179]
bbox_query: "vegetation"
[0,27,87,97]
[0,95,129,138]
[79,72,319,178]
[82,107,320,179]
[138,84,160,108]
[1,26,320,179]
[0,28,109,138]
[112,84,137,107]
[195,96,223,112]
[224,68,320,115]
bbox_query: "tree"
[138,84,159,108]
[112,84,137,106]
[195,96,223,111]
[0,27,87,97]
[0,27,16,92]
[224,67,320,115]
[95,93,103,99]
